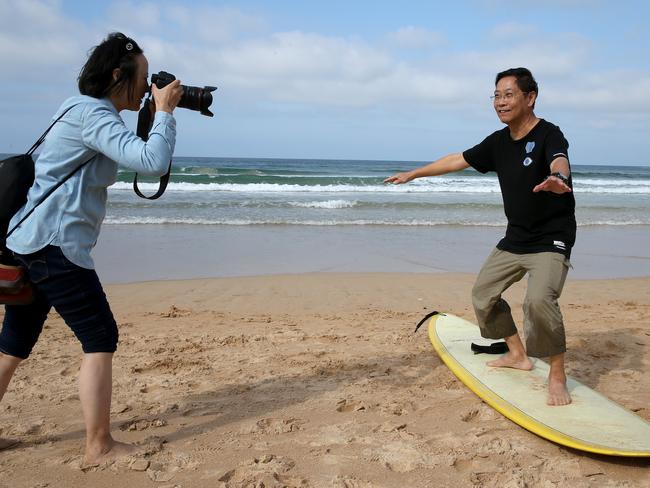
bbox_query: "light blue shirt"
[7,95,176,269]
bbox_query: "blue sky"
[1,0,649,164]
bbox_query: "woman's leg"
[0,352,23,450]
[0,277,51,450]
[79,352,136,464]
[23,247,131,462]
[79,352,113,459]
[0,352,22,402]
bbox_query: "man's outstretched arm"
[384,153,470,184]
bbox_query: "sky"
[1,0,649,165]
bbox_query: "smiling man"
[385,67,576,406]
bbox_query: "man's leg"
[523,252,571,406]
[0,352,23,450]
[487,331,533,371]
[547,354,571,406]
[472,249,532,370]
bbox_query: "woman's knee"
[78,320,119,354]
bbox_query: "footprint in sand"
[461,408,480,422]
[336,399,367,413]
[160,305,192,318]
[119,418,167,431]
[12,418,45,436]
[363,440,434,473]
[244,418,304,435]
[217,455,308,488]
[332,476,374,488]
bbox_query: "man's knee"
[524,293,557,319]
[471,281,491,311]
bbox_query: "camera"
[151,71,216,117]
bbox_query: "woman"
[0,32,183,464]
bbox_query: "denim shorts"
[0,246,118,359]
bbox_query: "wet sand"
[93,224,650,283]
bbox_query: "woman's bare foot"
[487,352,534,371]
[0,438,19,451]
[547,374,572,406]
[83,440,138,467]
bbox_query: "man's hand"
[532,175,572,194]
[384,171,415,184]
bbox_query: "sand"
[1,272,649,487]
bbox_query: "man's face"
[493,76,536,124]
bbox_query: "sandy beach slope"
[1,273,649,487]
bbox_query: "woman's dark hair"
[495,67,538,95]
[78,32,144,101]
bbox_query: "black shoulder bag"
[0,107,96,304]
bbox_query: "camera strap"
[133,97,172,200]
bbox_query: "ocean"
[107,158,650,228]
[4,154,648,280]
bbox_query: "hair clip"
[125,42,133,51]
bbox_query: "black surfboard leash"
[413,310,441,334]
[413,310,508,354]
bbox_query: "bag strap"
[7,104,95,239]
[26,106,74,156]
[6,153,96,239]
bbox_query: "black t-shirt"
[462,119,576,257]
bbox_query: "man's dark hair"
[78,32,144,101]
[495,67,538,95]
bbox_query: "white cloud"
[387,26,447,49]
[543,70,650,113]
[488,22,540,41]
[104,1,267,44]
[107,1,162,31]
[0,0,91,78]
[1,1,649,120]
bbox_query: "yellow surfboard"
[426,312,650,457]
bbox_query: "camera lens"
[178,85,217,117]
[151,71,216,117]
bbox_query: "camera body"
[151,71,216,117]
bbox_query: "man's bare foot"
[83,440,138,467]
[547,374,572,406]
[0,438,19,451]
[487,352,534,371]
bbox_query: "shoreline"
[94,224,650,284]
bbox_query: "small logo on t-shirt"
[554,240,566,250]
[523,157,533,166]
[525,141,535,153]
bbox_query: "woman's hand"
[384,171,415,185]
[152,80,183,113]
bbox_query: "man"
[385,67,575,406]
